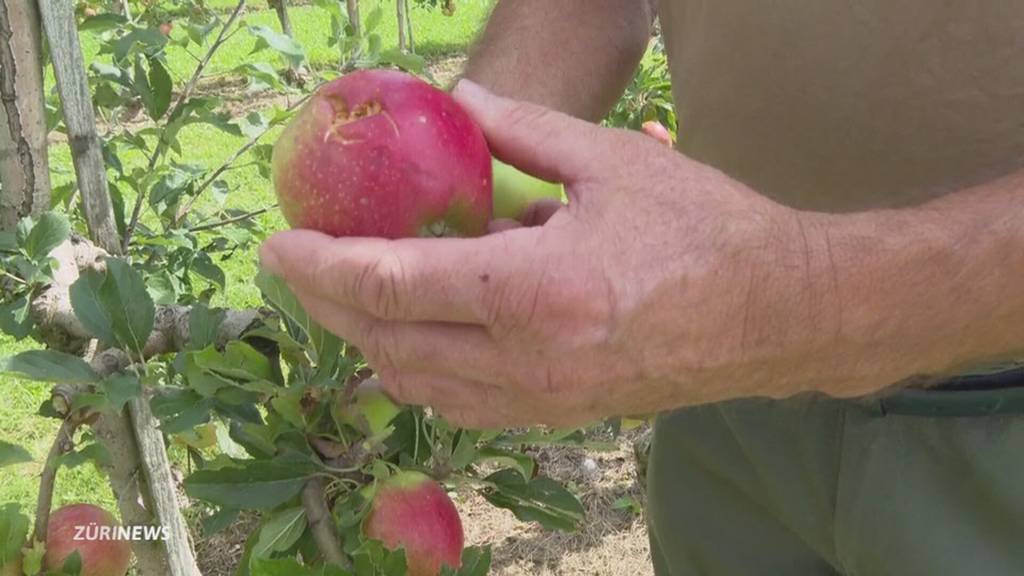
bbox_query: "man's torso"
[657,0,1024,212]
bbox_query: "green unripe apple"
[336,380,402,437]
[491,158,565,220]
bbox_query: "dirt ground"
[194,430,654,576]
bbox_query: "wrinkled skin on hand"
[260,81,826,429]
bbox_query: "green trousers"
[647,385,1024,575]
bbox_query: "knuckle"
[353,249,408,319]
[377,369,415,405]
[504,102,555,134]
[360,322,399,370]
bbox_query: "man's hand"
[260,81,831,428]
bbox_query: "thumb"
[452,79,605,187]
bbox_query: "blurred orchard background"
[0,0,676,574]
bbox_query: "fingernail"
[258,244,282,276]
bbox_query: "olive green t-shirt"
[657,0,1024,212]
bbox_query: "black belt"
[879,365,1024,417]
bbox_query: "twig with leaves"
[123,0,249,251]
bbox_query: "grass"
[3,0,491,519]
[61,0,492,88]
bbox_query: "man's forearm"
[463,0,653,121]
[779,169,1024,396]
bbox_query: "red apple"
[158,22,173,36]
[364,472,464,576]
[272,69,492,239]
[45,504,131,576]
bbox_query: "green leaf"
[443,546,492,576]
[250,558,352,576]
[69,268,115,344]
[108,183,128,239]
[256,271,341,378]
[0,350,100,384]
[482,469,585,532]
[252,506,307,559]
[269,388,304,430]
[147,58,173,120]
[0,295,33,340]
[379,49,425,74]
[0,504,29,567]
[61,550,82,575]
[102,374,142,411]
[235,62,285,93]
[201,507,240,537]
[57,442,111,470]
[365,5,383,33]
[22,211,70,261]
[184,460,318,510]
[133,56,156,121]
[474,447,535,480]
[189,303,225,350]
[110,259,156,351]
[151,388,214,434]
[186,342,273,394]
[79,13,129,32]
[147,270,178,305]
[247,25,306,67]
[70,259,155,351]
[193,252,226,289]
[111,28,168,62]
[449,430,481,471]
[0,440,32,469]
[0,231,15,251]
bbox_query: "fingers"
[488,198,564,233]
[376,370,534,428]
[488,218,522,233]
[642,120,674,147]
[452,79,609,188]
[260,227,540,324]
[520,198,564,227]
[288,285,518,384]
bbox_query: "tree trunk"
[345,0,361,37]
[270,0,293,38]
[405,0,415,54]
[396,0,406,53]
[0,0,51,229]
[37,0,121,254]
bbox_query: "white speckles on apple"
[359,198,369,206]
[417,115,427,124]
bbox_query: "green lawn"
[2,0,492,519]
[61,0,493,88]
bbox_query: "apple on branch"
[364,471,464,576]
[44,504,131,576]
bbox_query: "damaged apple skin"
[272,70,493,238]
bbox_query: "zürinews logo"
[73,524,170,542]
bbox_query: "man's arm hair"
[781,167,1024,396]
[463,0,654,122]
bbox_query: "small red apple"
[272,69,492,239]
[44,504,131,576]
[364,472,464,576]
